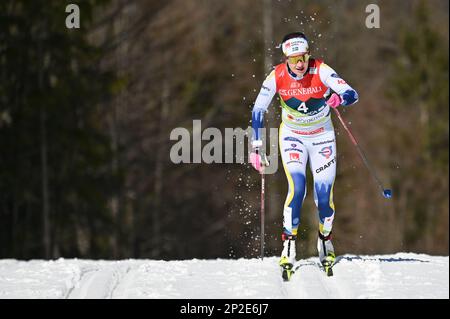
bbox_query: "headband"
[282,37,309,56]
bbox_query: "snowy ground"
[0,253,447,299]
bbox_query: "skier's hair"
[281,32,308,44]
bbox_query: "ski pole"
[260,170,265,260]
[258,152,270,260]
[333,107,392,199]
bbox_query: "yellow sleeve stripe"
[279,123,295,207]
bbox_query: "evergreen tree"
[0,0,118,258]
[387,0,449,252]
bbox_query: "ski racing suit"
[251,58,358,237]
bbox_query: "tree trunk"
[40,86,50,259]
[108,74,122,258]
[39,35,51,259]
[262,0,280,241]
[152,63,171,258]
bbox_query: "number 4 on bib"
[297,102,308,113]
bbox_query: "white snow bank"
[0,253,447,299]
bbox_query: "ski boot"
[280,233,296,281]
[317,231,335,276]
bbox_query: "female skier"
[250,32,359,278]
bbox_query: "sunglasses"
[287,54,310,64]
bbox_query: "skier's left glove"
[326,93,342,109]
[250,140,269,173]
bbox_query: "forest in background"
[0,0,448,260]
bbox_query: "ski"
[281,263,294,281]
[317,259,335,277]
[323,262,334,277]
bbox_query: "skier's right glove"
[250,140,269,173]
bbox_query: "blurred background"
[0,0,448,260]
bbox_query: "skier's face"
[287,53,309,76]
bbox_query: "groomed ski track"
[0,253,447,299]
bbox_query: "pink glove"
[326,93,342,108]
[250,152,264,173]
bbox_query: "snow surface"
[0,253,447,299]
